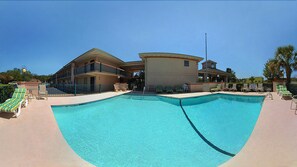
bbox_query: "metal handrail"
[74,62,129,77]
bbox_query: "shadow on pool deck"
[0,112,15,119]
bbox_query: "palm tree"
[275,45,297,85]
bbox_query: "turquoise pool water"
[52,94,264,167]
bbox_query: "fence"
[51,83,114,95]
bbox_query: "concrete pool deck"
[0,91,296,166]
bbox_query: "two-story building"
[52,48,133,93]
[52,48,204,93]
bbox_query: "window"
[184,60,189,67]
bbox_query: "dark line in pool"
[179,99,235,157]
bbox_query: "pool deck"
[0,91,297,166]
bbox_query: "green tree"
[6,68,23,81]
[0,68,52,83]
[275,45,297,85]
[0,73,14,84]
[249,76,255,83]
[33,74,52,82]
[230,70,237,82]
[263,59,283,81]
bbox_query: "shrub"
[0,84,14,103]
[288,84,297,95]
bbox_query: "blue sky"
[0,1,296,78]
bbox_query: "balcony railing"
[56,73,71,80]
[74,62,130,77]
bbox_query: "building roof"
[121,61,144,66]
[202,60,217,64]
[54,48,125,74]
[120,61,144,71]
[198,68,231,76]
[53,50,204,75]
[73,48,125,64]
[139,52,203,62]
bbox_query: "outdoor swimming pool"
[52,94,264,167]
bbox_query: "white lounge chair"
[249,83,257,91]
[223,83,230,91]
[291,95,297,113]
[230,84,237,91]
[119,83,128,91]
[241,84,250,92]
[256,83,264,92]
[38,84,48,100]
[210,84,221,92]
[114,83,120,92]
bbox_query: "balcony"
[56,72,71,80]
[75,62,130,77]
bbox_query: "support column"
[71,63,75,84]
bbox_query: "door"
[84,62,88,73]
[90,60,95,71]
[90,77,95,92]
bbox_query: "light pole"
[21,67,27,81]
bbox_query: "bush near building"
[0,84,14,103]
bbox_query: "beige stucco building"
[52,48,131,93]
[139,53,203,90]
[52,48,203,93]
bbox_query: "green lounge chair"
[156,86,163,93]
[277,85,284,95]
[277,85,292,99]
[0,98,23,117]
[165,86,173,93]
[12,88,28,107]
[210,84,221,92]
[175,86,183,93]
[0,88,27,117]
[280,89,292,99]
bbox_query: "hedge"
[0,84,14,103]
[288,84,297,95]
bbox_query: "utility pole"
[205,33,208,82]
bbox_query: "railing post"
[74,83,76,96]
[100,63,102,72]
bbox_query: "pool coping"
[51,91,266,107]
[48,91,297,166]
[49,91,266,166]
[1,91,297,166]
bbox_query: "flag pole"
[205,33,208,82]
